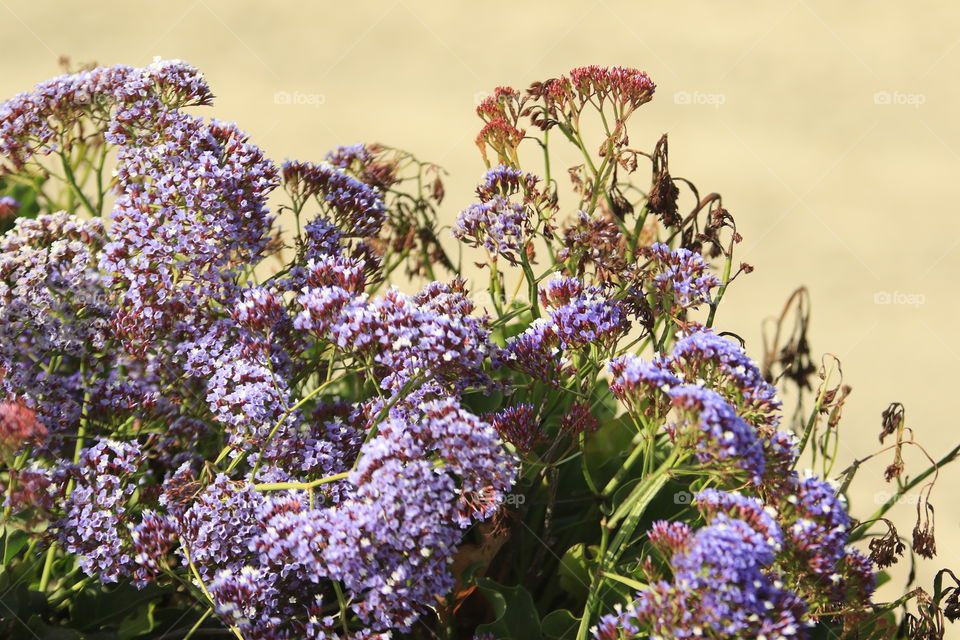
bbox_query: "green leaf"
[2,527,29,563]
[601,571,646,592]
[118,601,156,639]
[557,543,593,600]
[474,577,542,640]
[876,570,891,590]
[70,583,164,632]
[541,609,579,640]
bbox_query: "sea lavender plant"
[0,60,952,640]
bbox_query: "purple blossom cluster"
[55,440,141,583]
[645,242,720,312]
[454,165,554,264]
[668,384,767,483]
[0,212,110,433]
[0,59,211,171]
[672,327,781,427]
[0,60,892,640]
[611,328,787,481]
[608,328,877,634]
[499,277,629,383]
[487,403,542,453]
[300,282,495,394]
[775,473,876,607]
[143,398,515,636]
[282,160,386,238]
[595,490,807,640]
[101,111,278,352]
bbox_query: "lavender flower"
[282,160,386,238]
[56,440,141,583]
[671,328,780,427]
[500,280,629,383]
[597,490,806,639]
[667,384,766,483]
[645,242,719,312]
[496,319,568,385]
[176,474,264,581]
[209,566,280,633]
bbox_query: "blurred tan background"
[2,0,959,615]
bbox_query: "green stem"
[38,543,57,592]
[705,249,735,328]
[59,151,97,217]
[254,471,350,492]
[183,607,214,640]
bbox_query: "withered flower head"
[868,519,905,569]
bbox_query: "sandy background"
[2,0,959,619]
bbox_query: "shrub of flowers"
[0,59,957,639]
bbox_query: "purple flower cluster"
[101,110,278,352]
[611,328,789,482]
[672,327,781,427]
[500,277,629,383]
[56,440,141,583]
[645,242,720,312]
[487,403,542,453]
[595,489,807,640]
[454,165,553,265]
[545,278,630,350]
[608,327,877,628]
[609,354,679,417]
[0,59,211,171]
[139,398,516,637]
[668,384,767,483]
[282,160,386,238]
[775,474,876,607]
[301,283,495,394]
[0,213,110,432]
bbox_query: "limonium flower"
[595,490,807,640]
[667,384,766,483]
[55,440,141,583]
[281,160,386,238]
[102,110,278,352]
[0,213,109,432]
[0,59,211,171]
[645,242,720,312]
[671,327,780,427]
[454,165,554,264]
[775,473,876,607]
[487,403,542,454]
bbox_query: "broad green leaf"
[474,577,542,640]
[541,609,579,640]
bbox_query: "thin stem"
[183,607,214,640]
